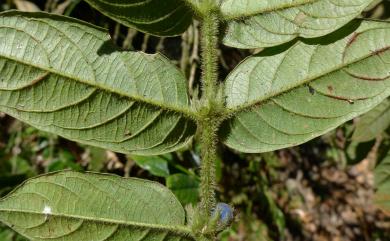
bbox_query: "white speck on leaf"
[43,205,52,215]
[43,205,52,220]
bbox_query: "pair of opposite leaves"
[0,0,388,155]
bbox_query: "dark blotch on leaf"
[327,85,334,93]
[308,86,315,95]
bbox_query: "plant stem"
[199,5,220,218]
[199,118,219,214]
[201,7,219,106]
[191,2,225,239]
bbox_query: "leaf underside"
[222,0,373,49]
[375,155,390,215]
[352,98,390,142]
[0,171,195,241]
[0,11,196,155]
[221,20,390,153]
[84,0,193,36]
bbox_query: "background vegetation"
[0,0,389,240]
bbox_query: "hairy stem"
[199,4,221,219]
[191,2,224,240]
[199,118,219,214]
[201,7,219,105]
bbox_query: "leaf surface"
[0,171,195,241]
[221,0,373,48]
[0,11,196,155]
[84,0,193,36]
[221,20,390,153]
[0,224,28,241]
[352,98,390,142]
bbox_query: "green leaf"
[221,20,390,153]
[131,155,170,177]
[352,98,390,142]
[0,11,196,155]
[375,154,390,215]
[84,0,193,36]
[0,224,28,241]
[0,171,195,241]
[166,174,199,206]
[221,0,373,49]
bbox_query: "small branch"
[122,28,137,50]
[155,37,166,53]
[141,34,150,52]
[189,20,200,96]
[180,28,191,74]
[113,23,121,44]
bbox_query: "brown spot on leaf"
[327,85,334,93]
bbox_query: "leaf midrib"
[226,35,390,115]
[0,54,196,119]
[0,208,193,236]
